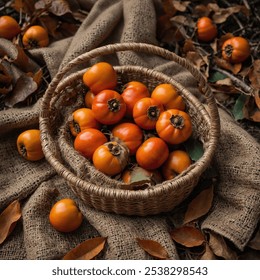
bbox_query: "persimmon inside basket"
[39,43,220,216]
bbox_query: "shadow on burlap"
[0,0,259,259]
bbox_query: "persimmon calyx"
[170,115,185,129]
[107,98,121,112]
[147,106,160,120]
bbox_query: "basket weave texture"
[39,43,220,216]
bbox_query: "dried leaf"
[212,5,249,24]
[0,200,21,244]
[210,78,240,94]
[63,237,107,260]
[136,238,170,260]
[214,57,242,75]
[183,186,214,225]
[0,39,38,73]
[182,39,195,54]
[170,226,205,248]
[186,51,209,76]
[0,63,12,95]
[249,60,260,90]
[35,0,72,16]
[194,5,210,17]
[254,91,260,110]
[200,243,217,260]
[250,109,260,122]
[208,231,237,259]
[13,0,35,15]
[172,1,190,12]
[5,74,38,107]
[170,15,195,28]
[161,0,177,17]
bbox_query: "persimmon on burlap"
[0,0,259,259]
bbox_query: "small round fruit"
[156,109,192,145]
[133,97,164,130]
[22,25,49,48]
[84,90,95,108]
[136,137,169,170]
[69,108,100,137]
[92,89,126,125]
[162,150,192,180]
[93,141,129,176]
[49,198,83,233]
[74,128,107,159]
[151,83,185,110]
[17,129,44,161]
[121,81,150,117]
[111,122,143,155]
[222,36,251,64]
[82,62,117,94]
[0,15,21,40]
[197,17,217,42]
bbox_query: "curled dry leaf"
[211,5,249,24]
[5,74,38,107]
[136,238,170,260]
[172,1,190,12]
[0,200,22,244]
[0,63,12,95]
[63,237,107,260]
[183,186,214,225]
[208,231,237,260]
[249,60,260,91]
[35,0,72,16]
[170,226,205,248]
[214,57,242,75]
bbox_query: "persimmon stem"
[147,106,160,120]
[107,98,121,112]
[224,44,233,58]
[19,144,27,158]
[170,115,185,129]
[107,142,121,156]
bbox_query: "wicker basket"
[39,43,220,216]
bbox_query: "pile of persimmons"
[67,61,194,185]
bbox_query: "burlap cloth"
[0,0,259,260]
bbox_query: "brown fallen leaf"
[172,1,190,12]
[0,63,12,95]
[214,57,242,75]
[63,237,107,260]
[5,74,38,107]
[136,238,170,260]
[0,200,22,244]
[249,60,260,90]
[170,226,205,248]
[183,186,214,225]
[211,4,249,24]
[208,231,237,260]
[35,0,72,16]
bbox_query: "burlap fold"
[0,0,259,259]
